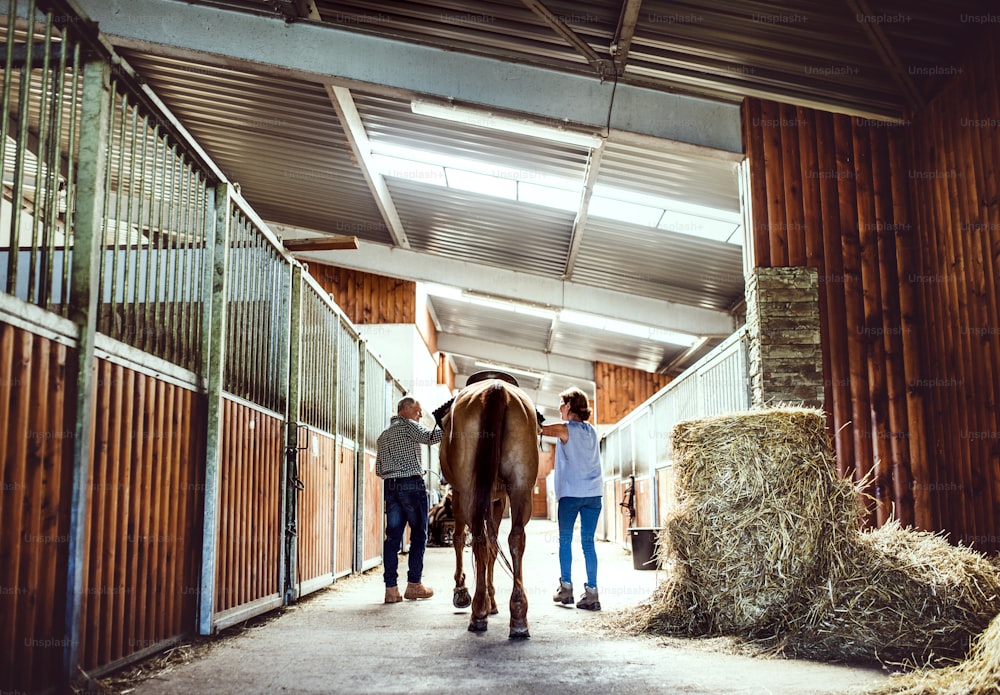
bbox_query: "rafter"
[845,0,924,112]
[520,0,616,79]
[611,0,643,76]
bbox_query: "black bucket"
[629,527,659,570]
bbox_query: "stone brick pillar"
[745,267,825,408]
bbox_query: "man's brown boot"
[384,586,402,603]
[404,582,434,600]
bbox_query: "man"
[376,396,443,603]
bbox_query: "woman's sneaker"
[576,585,601,611]
[552,580,574,604]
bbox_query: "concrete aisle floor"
[129,519,888,695]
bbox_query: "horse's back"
[442,379,539,490]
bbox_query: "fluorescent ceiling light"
[518,182,581,212]
[465,294,558,319]
[371,144,585,211]
[589,183,743,245]
[369,154,446,186]
[658,210,740,243]
[445,168,517,199]
[588,196,664,227]
[412,99,604,149]
[560,309,701,347]
[474,361,545,379]
[423,284,557,319]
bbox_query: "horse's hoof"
[468,618,488,633]
[453,588,471,609]
[509,626,530,640]
[489,606,499,615]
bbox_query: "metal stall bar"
[63,51,111,686]
[355,338,367,573]
[1,0,80,315]
[197,182,230,636]
[283,263,304,604]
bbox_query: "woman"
[541,387,603,611]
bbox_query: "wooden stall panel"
[296,429,336,589]
[80,359,204,672]
[215,398,283,613]
[593,361,671,425]
[656,467,677,527]
[334,443,357,577]
[0,323,75,694]
[308,264,416,325]
[362,451,382,568]
[633,476,655,529]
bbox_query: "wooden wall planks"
[0,323,75,693]
[79,359,204,671]
[215,398,282,612]
[741,33,1000,551]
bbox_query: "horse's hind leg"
[507,496,531,639]
[468,534,491,632]
[452,519,471,609]
[486,497,505,615]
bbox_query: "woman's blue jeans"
[382,476,428,587]
[557,496,602,588]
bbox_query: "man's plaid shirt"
[375,415,443,479]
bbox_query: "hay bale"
[624,406,1000,668]
[865,612,1000,695]
[787,521,1000,664]
[665,407,860,635]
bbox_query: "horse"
[436,373,540,638]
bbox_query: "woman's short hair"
[560,387,592,421]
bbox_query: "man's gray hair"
[397,396,416,414]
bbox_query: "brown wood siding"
[362,452,382,566]
[743,99,923,530]
[415,287,437,354]
[633,476,655,528]
[907,33,1000,553]
[307,264,416,325]
[656,466,675,527]
[593,361,672,424]
[296,429,336,587]
[437,353,455,393]
[741,29,1000,553]
[334,443,357,576]
[80,359,204,671]
[0,323,75,694]
[215,398,282,612]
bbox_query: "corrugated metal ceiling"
[80,0,990,416]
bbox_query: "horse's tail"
[473,384,507,561]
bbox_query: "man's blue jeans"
[382,476,428,587]
[557,495,602,588]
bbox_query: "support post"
[197,183,232,635]
[63,56,111,685]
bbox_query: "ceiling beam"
[438,333,595,382]
[520,0,615,78]
[75,0,743,153]
[286,0,410,249]
[563,144,605,278]
[283,236,358,252]
[271,231,738,336]
[326,86,411,248]
[844,0,924,112]
[611,0,643,76]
